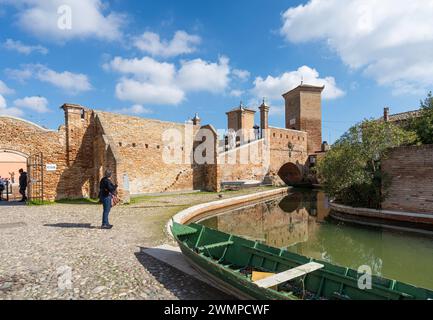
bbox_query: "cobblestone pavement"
[0,188,272,300]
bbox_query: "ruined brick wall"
[382,145,433,213]
[0,107,102,201]
[95,112,205,195]
[59,105,97,199]
[0,116,67,201]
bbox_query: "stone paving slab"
[0,187,272,300]
[142,245,212,285]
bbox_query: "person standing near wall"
[0,176,5,201]
[18,169,27,202]
[99,169,118,230]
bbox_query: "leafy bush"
[409,92,433,144]
[317,120,416,209]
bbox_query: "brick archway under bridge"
[277,162,303,185]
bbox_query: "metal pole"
[40,152,44,203]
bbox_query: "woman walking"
[99,169,118,229]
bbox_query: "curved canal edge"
[166,187,291,238]
[329,201,433,235]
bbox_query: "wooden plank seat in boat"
[173,224,198,237]
[198,241,234,252]
[254,262,324,288]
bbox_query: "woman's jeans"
[102,196,112,225]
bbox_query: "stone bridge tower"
[283,84,324,154]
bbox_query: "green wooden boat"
[171,221,433,300]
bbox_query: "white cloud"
[3,38,48,55]
[36,67,92,93]
[0,80,14,95]
[113,104,153,115]
[5,68,33,83]
[104,56,176,84]
[134,31,201,58]
[252,65,344,100]
[0,94,6,109]
[280,0,433,95]
[6,64,92,93]
[232,69,251,81]
[13,96,49,113]
[177,56,230,92]
[115,78,185,105]
[106,55,232,105]
[1,0,125,41]
[230,89,244,97]
[0,94,24,117]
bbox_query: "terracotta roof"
[387,110,421,122]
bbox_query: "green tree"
[410,92,433,144]
[317,120,416,209]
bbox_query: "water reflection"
[201,190,330,249]
[199,189,433,289]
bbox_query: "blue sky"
[1,0,432,143]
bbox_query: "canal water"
[199,189,433,290]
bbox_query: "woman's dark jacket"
[99,177,117,199]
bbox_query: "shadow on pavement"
[135,247,235,300]
[43,223,99,229]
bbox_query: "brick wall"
[284,86,323,154]
[217,128,309,185]
[218,139,269,183]
[95,112,206,196]
[268,127,309,184]
[382,145,433,213]
[0,115,76,201]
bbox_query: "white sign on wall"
[290,118,296,126]
[46,164,57,172]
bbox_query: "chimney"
[384,107,390,122]
[259,98,270,138]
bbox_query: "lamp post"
[288,142,294,157]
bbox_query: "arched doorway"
[0,150,28,200]
[278,162,303,185]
